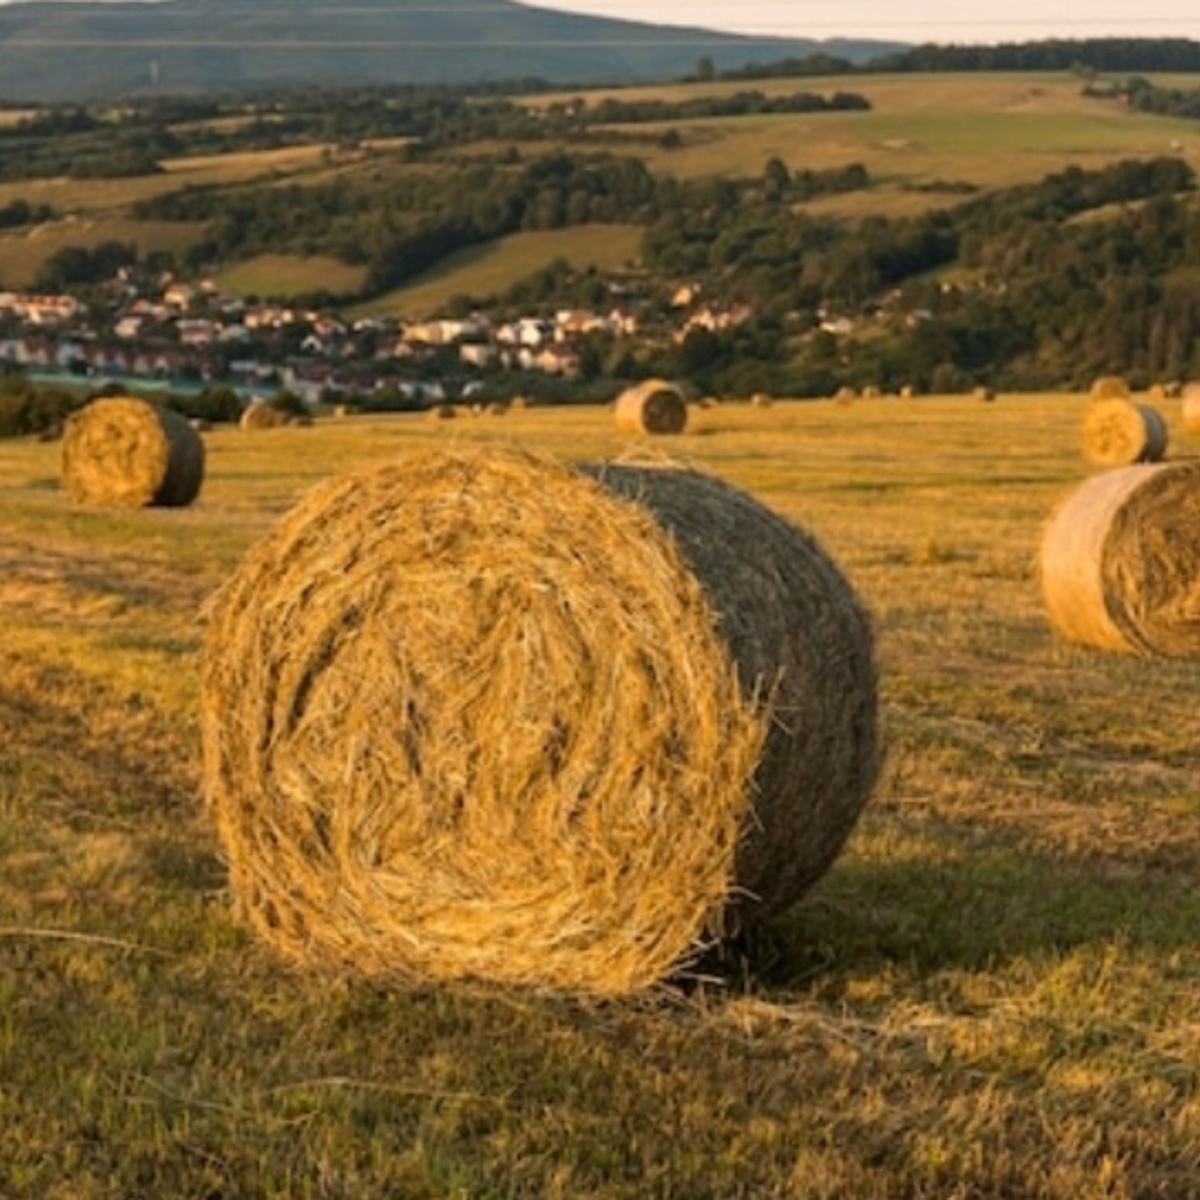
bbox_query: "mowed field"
[3,392,1200,1196]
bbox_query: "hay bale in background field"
[1090,374,1130,400]
[750,392,774,408]
[614,379,688,434]
[1040,460,1200,657]
[201,447,879,996]
[61,396,204,508]
[1181,383,1200,434]
[427,403,457,421]
[973,386,997,402]
[1081,398,1167,467]
[833,386,857,405]
[239,401,290,431]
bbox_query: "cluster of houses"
[0,271,759,407]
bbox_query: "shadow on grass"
[728,846,1200,991]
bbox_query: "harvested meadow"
[2,392,1200,1197]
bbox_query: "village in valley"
[0,268,764,412]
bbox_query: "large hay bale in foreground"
[1081,398,1167,467]
[61,396,204,507]
[1040,461,1200,657]
[201,447,879,995]
[614,378,688,434]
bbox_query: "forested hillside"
[4,64,1200,396]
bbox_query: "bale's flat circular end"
[1041,460,1200,657]
[1081,398,1167,467]
[61,396,204,507]
[202,448,879,994]
[614,379,688,435]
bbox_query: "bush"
[0,377,78,438]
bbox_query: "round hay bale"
[332,403,350,419]
[239,402,290,431]
[1081,398,1168,467]
[750,392,774,408]
[427,403,457,421]
[899,384,917,400]
[1181,383,1200,434]
[973,385,996,403]
[485,401,509,416]
[200,447,879,996]
[61,396,204,508]
[1090,374,1130,401]
[862,385,882,399]
[833,386,857,405]
[1040,460,1200,657]
[614,379,688,435]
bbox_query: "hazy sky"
[529,1,1200,45]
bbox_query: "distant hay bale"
[1081,398,1167,467]
[614,379,688,435]
[1181,383,1200,434]
[862,385,882,399]
[750,392,774,408]
[485,401,509,416]
[332,403,350,419]
[200,447,879,996]
[239,402,290,431]
[833,386,857,405]
[973,386,997,402]
[899,384,917,400]
[1040,460,1200,658]
[189,416,214,432]
[1144,383,1167,403]
[1090,374,1130,401]
[427,403,457,421]
[61,396,204,508]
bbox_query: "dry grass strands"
[201,447,879,996]
[61,396,204,507]
[1040,460,1200,657]
[614,378,688,434]
[1081,398,1168,467]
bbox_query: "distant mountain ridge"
[0,0,906,102]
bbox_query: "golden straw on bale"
[1090,374,1130,400]
[200,447,879,996]
[1081,397,1167,467]
[1040,460,1200,658]
[614,378,688,434]
[1181,382,1200,435]
[239,402,290,430]
[61,395,204,507]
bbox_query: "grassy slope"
[3,393,1200,1196]
[2,71,1199,294]
[357,224,646,318]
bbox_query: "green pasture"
[213,254,370,301]
[359,223,645,318]
[3,392,1200,1195]
[0,217,206,289]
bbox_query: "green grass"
[213,253,370,301]
[358,223,645,318]
[4,393,1200,1196]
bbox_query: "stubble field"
[2,392,1200,1197]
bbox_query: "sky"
[528,1,1200,46]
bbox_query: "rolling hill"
[0,0,905,102]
